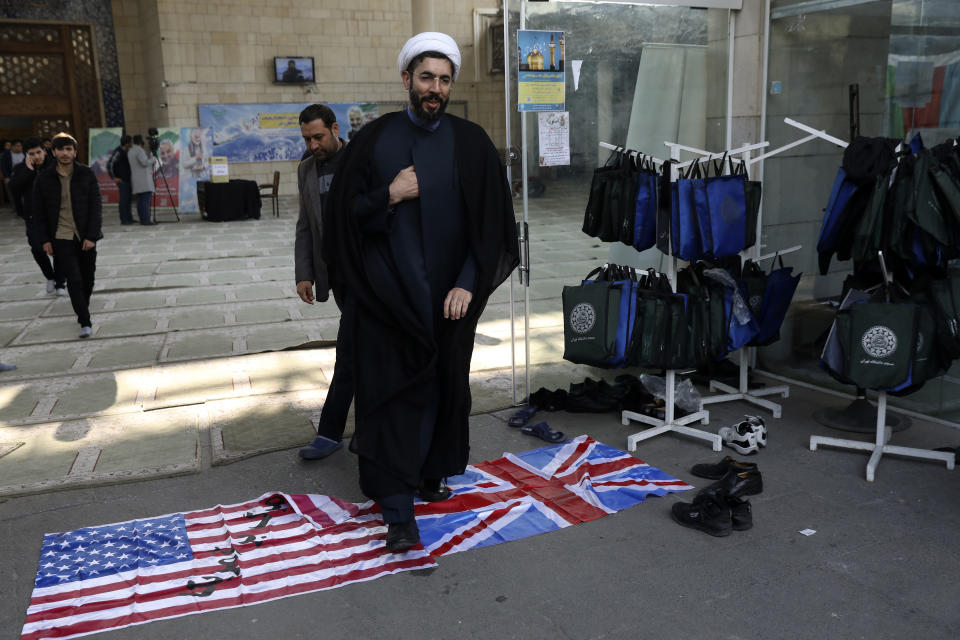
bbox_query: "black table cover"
[200,180,261,221]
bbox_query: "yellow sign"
[259,113,299,129]
[210,156,229,183]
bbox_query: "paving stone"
[165,333,234,360]
[0,409,200,495]
[208,258,253,271]
[154,273,204,288]
[245,328,310,353]
[235,305,291,324]
[234,284,287,301]
[87,340,163,368]
[100,276,153,290]
[167,309,226,330]
[0,322,26,347]
[208,271,255,285]
[176,288,227,305]
[152,365,235,405]
[89,313,159,337]
[0,284,45,301]
[0,382,42,422]
[0,300,53,321]
[53,377,138,415]
[8,347,79,375]
[110,291,169,310]
[155,260,206,274]
[110,263,158,277]
[16,321,82,344]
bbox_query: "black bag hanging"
[562,280,621,366]
[927,273,960,359]
[733,157,761,252]
[599,150,634,243]
[656,160,674,255]
[583,148,623,238]
[740,259,767,319]
[837,299,917,391]
[749,255,802,347]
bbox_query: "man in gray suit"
[294,103,351,460]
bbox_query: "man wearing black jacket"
[9,137,63,295]
[31,133,103,339]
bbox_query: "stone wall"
[111,0,507,190]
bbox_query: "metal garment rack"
[809,253,956,481]
[699,118,847,418]
[597,140,771,452]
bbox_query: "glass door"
[502,0,732,404]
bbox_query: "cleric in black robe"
[324,32,519,551]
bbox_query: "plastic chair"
[259,170,280,217]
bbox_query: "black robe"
[325,111,519,497]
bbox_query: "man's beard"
[409,87,448,123]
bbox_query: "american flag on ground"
[21,435,691,639]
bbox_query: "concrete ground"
[1,194,959,639]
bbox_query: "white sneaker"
[718,421,760,455]
[744,415,767,447]
[56,287,67,297]
[46,279,56,293]
[79,326,92,339]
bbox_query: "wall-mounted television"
[273,57,315,84]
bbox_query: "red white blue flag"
[21,436,691,639]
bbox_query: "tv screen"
[274,57,315,84]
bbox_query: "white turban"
[397,32,461,80]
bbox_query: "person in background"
[30,132,103,339]
[295,103,351,461]
[107,135,134,224]
[9,136,64,296]
[2,139,25,215]
[128,134,156,226]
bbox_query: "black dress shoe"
[418,478,451,502]
[671,489,732,537]
[690,456,759,480]
[385,521,420,552]
[703,469,763,498]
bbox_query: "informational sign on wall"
[198,103,379,163]
[210,156,229,182]
[538,111,570,166]
[518,29,565,112]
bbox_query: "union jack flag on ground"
[21,435,691,639]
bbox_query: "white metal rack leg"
[622,369,717,452]
[809,392,955,481]
[700,348,789,418]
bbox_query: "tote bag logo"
[861,325,897,359]
[570,302,596,334]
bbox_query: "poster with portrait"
[88,127,122,205]
[198,103,380,163]
[152,128,180,209]
[178,127,213,213]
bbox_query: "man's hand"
[81,239,95,251]
[444,287,473,320]
[388,165,419,206]
[112,177,121,184]
[42,242,53,256]
[296,280,315,304]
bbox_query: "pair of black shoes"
[671,456,763,537]
[385,479,451,553]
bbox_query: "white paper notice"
[538,111,570,167]
[571,60,583,91]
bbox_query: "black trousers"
[26,220,62,286]
[316,294,354,440]
[53,237,96,327]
